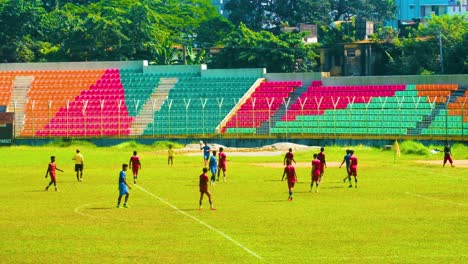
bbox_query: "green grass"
[0,142,467,264]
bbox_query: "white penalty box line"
[134,184,263,260]
[405,192,467,207]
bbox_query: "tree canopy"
[0,0,465,74]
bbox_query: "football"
[199,140,203,144]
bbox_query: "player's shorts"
[312,171,320,182]
[119,184,129,195]
[132,167,139,175]
[203,154,210,160]
[288,181,295,189]
[349,167,357,177]
[210,166,217,175]
[319,164,325,173]
[75,164,83,172]
[218,163,226,172]
[443,155,453,164]
[50,174,57,182]
[200,186,208,193]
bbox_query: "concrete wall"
[265,72,322,86]
[323,74,468,87]
[202,68,265,78]
[12,137,466,148]
[143,65,201,74]
[0,61,145,71]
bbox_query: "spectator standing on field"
[443,141,455,167]
[168,145,174,166]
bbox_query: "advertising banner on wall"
[0,113,14,146]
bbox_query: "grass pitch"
[0,142,467,264]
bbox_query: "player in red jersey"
[283,148,296,166]
[348,150,358,188]
[199,167,216,210]
[316,147,327,181]
[443,141,455,167]
[45,156,64,192]
[129,151,141,184]
[310,153,321,193]
[217,147,227,182]
[281,159,297,201]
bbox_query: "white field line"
[74,203,157,222]
[135,184,263,260]
[313,254,467,260]
[405,192,467,207]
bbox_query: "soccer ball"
[199,140,203,145]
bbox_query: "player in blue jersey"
[117,164,131,208]
[339,149,352,183]
[209,150,218,185]
[200,141,211,167]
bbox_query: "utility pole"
[438,31,444,74]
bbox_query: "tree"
[272,0,331,27]
[0,0,51,62]
[224,0,276,31]
[377,15,468,75]
[209,23,318,72]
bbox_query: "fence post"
[48,100,52,138]
[66,100,69,138]
[314,97,323,134]
[100,100,105,137]
[83,100,88,138]
[200,98,208,135]
[347,96,355,135]
[299,97,307,135]
[282,97,291,137]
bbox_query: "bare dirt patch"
[415,160,468,168]
[252,161,342,168]
[182,142,320,157]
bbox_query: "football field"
[0,142,467,264]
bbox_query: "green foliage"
[45,139,97,148]
[400,141,430,156]
[112,140,149,150]
[210,23,319,72]
[151,140,184,150]
[378,14,468,75]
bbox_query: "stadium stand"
[269,82,462,135]
[224,81,302,134]
[144,76,258,135]
[0,62,466,139]
[35,69,134,137]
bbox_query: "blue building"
[211,0,227,17]
[393,0,467,26]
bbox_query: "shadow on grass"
[88,207,114,210]
[180,208,203,211]
[255,200,286,203]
